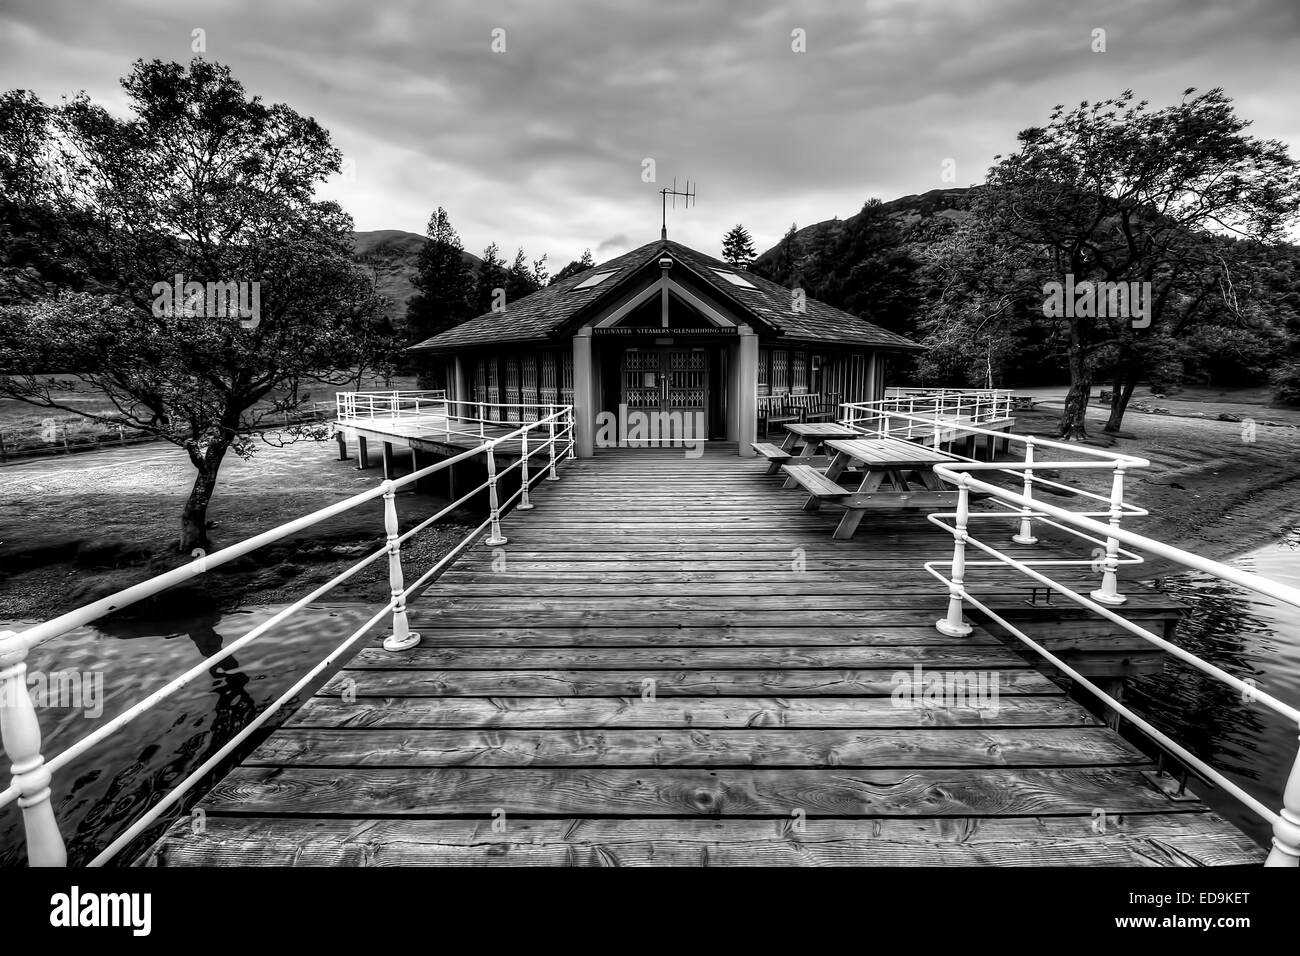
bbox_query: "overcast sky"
[2,0,1298,267]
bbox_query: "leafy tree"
[505,246,540,302]
[551,248,595,284]
[771,222,800,283]
[721,225,756,268]
[977,88,1300,439]
[0,59,388,552]
[473,241,508,314]
[406,206,473,345]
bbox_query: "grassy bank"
[0,437,475,622]
[1012,397,1300,577]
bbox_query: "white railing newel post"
[1012,440,1039,545]
[547,406,559,480]
[0,631,67,866]
[485,444,508,546]
[381,484,420,651]
[1090,463,1128,606]
[518,429,534,510]
[1265,734,1300,866]
[936,478,974,637]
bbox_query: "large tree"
[551,248,594,285]
[406,206,473,345]
[0,59,389,552]
[473,241,508,314]
[721,225,756,268]
[505,246,541,302]
[978,88,1300,439]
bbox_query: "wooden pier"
[144,445,1263,866]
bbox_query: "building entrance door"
[618,347,708,446]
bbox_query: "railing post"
[1265,735,1300,866]
[566,407,576,460]
[1012,440,1039,545]
[0,631,67,865]
[936,477,974,637]
[1091,463,1128,606]
[485,444,508,546]
[547,406,559,481]
[381,484,420,651]
[518,429,534,510]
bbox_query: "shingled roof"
[409,238,920,353]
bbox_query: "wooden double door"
[619,347,709,445]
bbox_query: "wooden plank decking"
[143,444,1264,866]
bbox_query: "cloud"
[2,0,1297,264]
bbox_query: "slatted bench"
[780,464,849,510]
[752,441,797,475]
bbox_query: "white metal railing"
[334,392,576,450]
[0,404,575,866]
[335,389,447,422]
[872,406,1300,867]
[847,389,1014,442]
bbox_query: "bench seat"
[780,464,848,502]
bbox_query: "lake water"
[1129,529,1300,849]
[3,532,1299,865]
[0,604,379,866]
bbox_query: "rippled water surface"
[1130,529,1300,848]
[0,604,378,866]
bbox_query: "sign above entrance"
[593,326,737,337]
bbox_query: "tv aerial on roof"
[659,178,696,240]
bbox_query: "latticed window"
[771,349,789,394]
[539,351,559,406]
[505,356,521,422]
[486,358,500,408]
[792,351,808,393]
[560,351,574,405]
[757,348,770,396]
[521,353,538,419]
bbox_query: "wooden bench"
[752,441,794,475]
[757,395,800,437]
[780,464,848,510]
[757,393,842,436]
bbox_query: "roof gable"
[409,238,920,352]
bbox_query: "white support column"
[1266,736,1300,866]
[736,329,758,457]
[1091,464,1128,606]
[381,486,419,651]
[936,479,974,637]
[573,331,594,458]
[0,631,67,865]
[1012,441,1039,545]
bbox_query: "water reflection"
[0,604,375,866]
[1130,529,1300,847]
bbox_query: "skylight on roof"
[571,270,617,290]
[712,269,756,288]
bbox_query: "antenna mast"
[659,178,696,240]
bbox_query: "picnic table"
[781,436,963,539]
[751,422,862,477]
